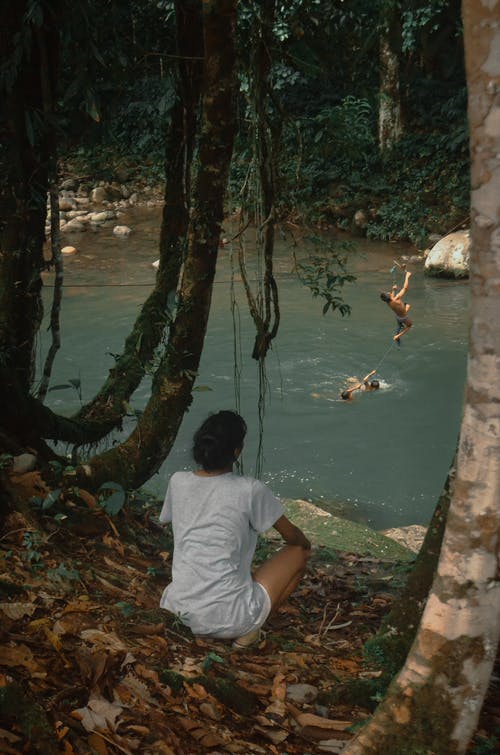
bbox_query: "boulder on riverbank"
[424,229,470,278]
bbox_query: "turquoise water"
[39,208,468,529]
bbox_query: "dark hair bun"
[193,411,247,471]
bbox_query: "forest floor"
[1,470,498,754]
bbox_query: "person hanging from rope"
[380,270,413,343]
[341,370,380,401]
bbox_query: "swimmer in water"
[341,370,380,400]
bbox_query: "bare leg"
[393,318,413,340]
[253,544,310,614]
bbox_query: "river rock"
[59,197,77,211]
[64,219,87,233]
[90,211,110,224]
[60,178,79,191]
[381,525,427,553]
[90,186,109,204]
[113,225,132,237]
[424,230,470,278]
[61,246,78,255]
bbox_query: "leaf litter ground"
[1,474,498,754]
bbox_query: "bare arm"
[273,515,311,550]
[395,271,412,300]
[362,369,377,383]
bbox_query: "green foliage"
[296,241,356,316]
[22,531,43,570]
[202,651,225,672]
[98,481,126,516]
[471,728,500,754]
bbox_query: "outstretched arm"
[394,271,412,300]
[362,369,377,384]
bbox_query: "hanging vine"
[236,0,280,476]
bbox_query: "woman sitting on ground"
[159,410,311,648]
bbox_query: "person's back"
[159,410,311,647]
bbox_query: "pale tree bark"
[343,1,500,752]
[378,4,403,152]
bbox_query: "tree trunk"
[363,457,455,680]
[343,2,500,752]
[378,5,403,152]
[71,0,238,489]
[69,0,204,441]
[0,5,58,391]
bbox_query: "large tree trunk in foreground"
[71,0,238,489]
[363,458,454,679]
[344,2,500,752]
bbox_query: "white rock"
[128,193,138,205]
[90,211,109,224]
[61,246,78,255]
[75,196,90,206]
[64,219,87,233]
[424,230,470,278]
[113,225,132,237]
[66,210,89,219]
[152,259,160,269]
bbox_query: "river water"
[39,207,469,529]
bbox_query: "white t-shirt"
[159,471,284,638]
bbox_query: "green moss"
[281,499,415,560]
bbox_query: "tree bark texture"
[378,6,403,152]
[71,0,238,489]
[363,457,455,680]
[344,2,500,752]
[0,4,59,390]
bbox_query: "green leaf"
[42,488,62,510]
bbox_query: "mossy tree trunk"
[344,2,500,752]
[70,0,205,442]
[70,0,238,489]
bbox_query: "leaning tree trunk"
[0,1,205,452]
[70,0,238,490]
[343,2,500,752]
[69,0,205,442]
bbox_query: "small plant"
[202,652,225,672]
[97,481,126,516]
[296,241,356,316]
[22,531,44,570]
